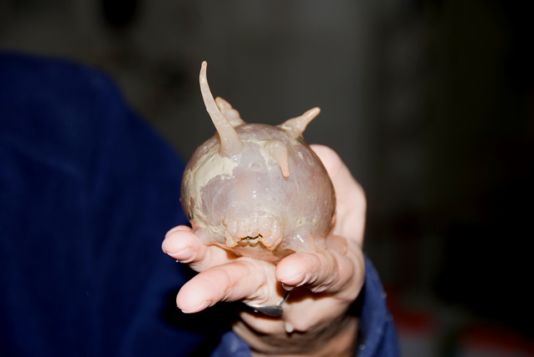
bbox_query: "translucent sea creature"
[181,62,335,262]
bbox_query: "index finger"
[310,144,366,245]
[176,257,280,313]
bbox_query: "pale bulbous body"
[181,124,335,262]
[180,62,336,262]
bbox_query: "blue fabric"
[0,52,398,356]
[356,258,399,357]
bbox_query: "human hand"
[162,145,366,356]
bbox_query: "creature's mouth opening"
[223,218,283,251]
[238,234,264,245]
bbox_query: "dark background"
[1,0,532,355]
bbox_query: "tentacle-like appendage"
[215,97,245,127]
[265,141,290,178]
[199,62,242,156]
[278,107,321,138]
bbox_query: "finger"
[310,144,365,207]
[309,144,345,180]
[310,145,366,244]
[276,249,363,295]
[162,225,229,271]
[176,258,279,313]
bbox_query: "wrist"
[234,314,358,357]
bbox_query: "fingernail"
[284,322,295,334]
[281,283,294,291]
[296,273,310,287]
[280,271,305,286]
[172,246,194,262]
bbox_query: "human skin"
[162,144,366,356]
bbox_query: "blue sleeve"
[0,52,229,356]
[356,258,399,357]
[210,257,399,357]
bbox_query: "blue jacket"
[0,52,398,356]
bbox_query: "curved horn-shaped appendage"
[265,141,290,178]
[278,107,321,139]
[215,97,245,127]
[200,61,242,156]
